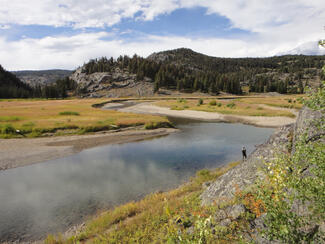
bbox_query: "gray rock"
[186,226,195,235]
[219,218,231,227]
[201,123,294,206]
[226,204,245,219]
[214,209,227,221]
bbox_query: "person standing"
[242,146,247,161]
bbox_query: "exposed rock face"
[201,123,293,206]
[70,67,154,98]
[292,107,324,152]
[201,107,324,243]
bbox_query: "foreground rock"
[201,123,293,205]
[201,106,324,242]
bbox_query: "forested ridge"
[0,65,76,99]
[81,48,325,95]
[1,48,325,98]
[0,65,34,98]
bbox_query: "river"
[0,119,274,242]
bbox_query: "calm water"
[0,121,273,241]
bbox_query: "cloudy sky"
[0,0,325,70]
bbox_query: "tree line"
[81,49,325,95]
[0,65,77,98]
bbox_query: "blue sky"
[0,0,324,70]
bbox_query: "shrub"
[209,100,217,106]
[144,121,174,130]
[1,124,16,134]
[59,111,80,116]
[217,103,222,107]
[79,125,110,134]
[198,98,203,106]
[177,98,187,103]
[226,102,236,109]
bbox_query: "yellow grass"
[154,95,302,118]
[0,99,169,137]
[239,95,304,109]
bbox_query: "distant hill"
[0,65,34,98]
[13,69,73,86]
[70,48,325,97]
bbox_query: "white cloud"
[2,31,320,71]
[0,0,325,69]
[277,41,325,56]
[0,24,10,29]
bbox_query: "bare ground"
[113,102,297,128]
[0,127,178,171]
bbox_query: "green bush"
[144,121,174,130]
[209,100,217,106]
[1,124,16,134]
[59,111,80,116]
[226,102,236,109]
[177,98,187,103]
[197,98,203,106]
[217,103,222,107]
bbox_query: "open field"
[153,95,303,118]
[0,99,171,138]
[45,162,241,244]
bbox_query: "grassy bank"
[45,162,240,243]
[0,99,171,138]
[154,95,303,118]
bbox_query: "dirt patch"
[113,102,297,128]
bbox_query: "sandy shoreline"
[0,127,178,171]
[112,102,297,128]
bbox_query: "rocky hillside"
[70,66,154,98]
[13,69,72,86]
[70,49,325,98]
[201,106,324,242]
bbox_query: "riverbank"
[108,102,297,128]
[45,105,323,244]
[0,127,178,171]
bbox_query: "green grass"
[59,111,80,116]
[144,121,174,130]
[0,116,22,122]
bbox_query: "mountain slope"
[0,65,33,98]
[70,48,325,97]
[13,69,73,86]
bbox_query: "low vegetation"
[155,95,302,117]
[0,99,170,138]
[59,111,80,116]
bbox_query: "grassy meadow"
[0,98,170,138]
[154,95,303,118]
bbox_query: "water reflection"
[0,122,273,241]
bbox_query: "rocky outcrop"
[201,123,293,205]
[292,107,324,152]
[201,106,324,242]
[70,67,154,98]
